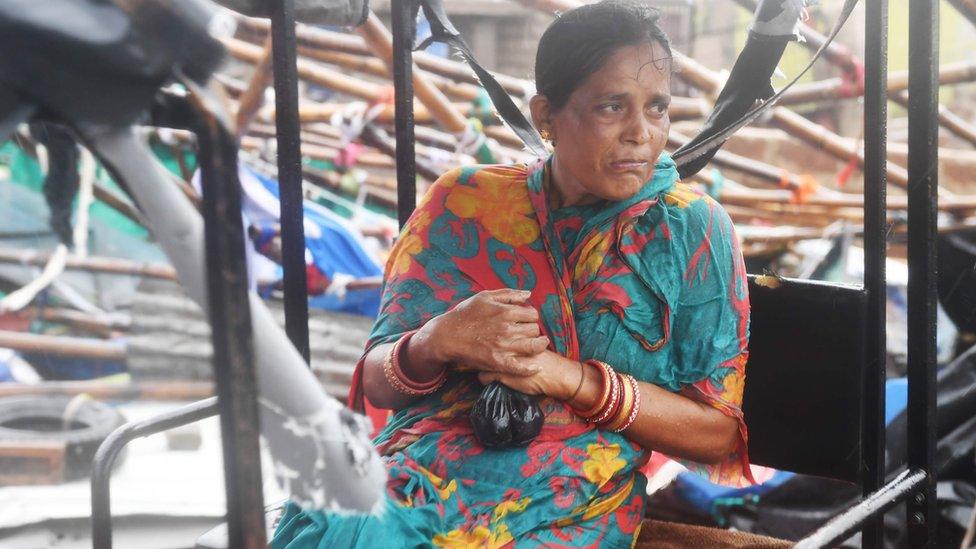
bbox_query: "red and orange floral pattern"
[273,154,752,549]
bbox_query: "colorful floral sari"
[272,153,753,548]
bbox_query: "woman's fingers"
[517,336,549,356]
[503,305,539,324]
[486,288,533,305]
[499,336,550,359]
[504,354,540,376]
[508,321,541,337]
[478,371,500,385]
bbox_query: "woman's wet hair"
[534,0,673,111]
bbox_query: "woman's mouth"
[609,159,648,171]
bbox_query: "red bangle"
[383,332,446,396]
[591,370,621,425]
[599,373,629,428]
[393,332,446,391]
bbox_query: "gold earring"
[540,129,551,142]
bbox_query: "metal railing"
[796,0,939,545]
[91,399,219,548]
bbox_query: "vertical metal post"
[906,0,939,544]
[270,0,311,362]
[861,1,888,547]
[391,0,418,229]
[197,120,267,549]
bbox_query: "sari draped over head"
[273,154,753,549]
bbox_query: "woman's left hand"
[477,350,578,399]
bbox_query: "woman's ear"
[529,94,553,138]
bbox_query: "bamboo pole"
[780,61,976,106]
[768,106,917,189]
[225,38,515,142]
[92,182,145,226]
[723,203,837,227]
[0,380,215,401]
[716,181,976,212]
[236,36,276,135]
[512,0,952,200]
[729,0,866,75]
[297,46,486,103]
[668,130,814,191]
[356,12,469,134]
[225,37,383,101]
[891,91,976,147]
[235,16,536,97]
[358,125,443,183]
[0,247,177,279]
[249,122,470,175]
[241,135,396,169]
[32,307,131,335]
[728,0,976,152]
[0,330,125,360]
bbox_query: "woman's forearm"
[559,359,739,464]
[620,384,739,464]
[361,329,451,410]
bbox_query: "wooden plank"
[0,440,66,485]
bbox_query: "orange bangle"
[610,375,642,433]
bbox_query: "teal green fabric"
[273,154,752,548]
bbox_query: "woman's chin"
[602,175,646,201]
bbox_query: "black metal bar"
[906,0,939,544]
[270,0,311,362]
[91,398,219,549]
[196,108,268,549]
[861,1,888,546]
[391,0,418,229]
[794,468,928,549]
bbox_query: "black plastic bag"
[470,382,543,449]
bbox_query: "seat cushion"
[636,519,791,549]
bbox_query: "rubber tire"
[0,395,127,480]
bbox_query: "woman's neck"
[548,155,599,210]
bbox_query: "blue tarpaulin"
[244,167,384,317]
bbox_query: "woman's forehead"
[580,43,671,96]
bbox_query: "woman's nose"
[623,116,653,145]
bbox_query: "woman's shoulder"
[432,163,532,189]
[415,163,535,218]
[659,182,734,238]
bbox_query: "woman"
[273,1,752,547]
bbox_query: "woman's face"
[534,41,671,206]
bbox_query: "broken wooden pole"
[513,0,928,199]
[780,61,976,106]
[356,12,469,134]
[891,90,976,147]
[235,36,276,135]
[0,247,176,280]
[0,330,125,361]
[236,15,536,97]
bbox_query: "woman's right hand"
[417,288,550,377]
